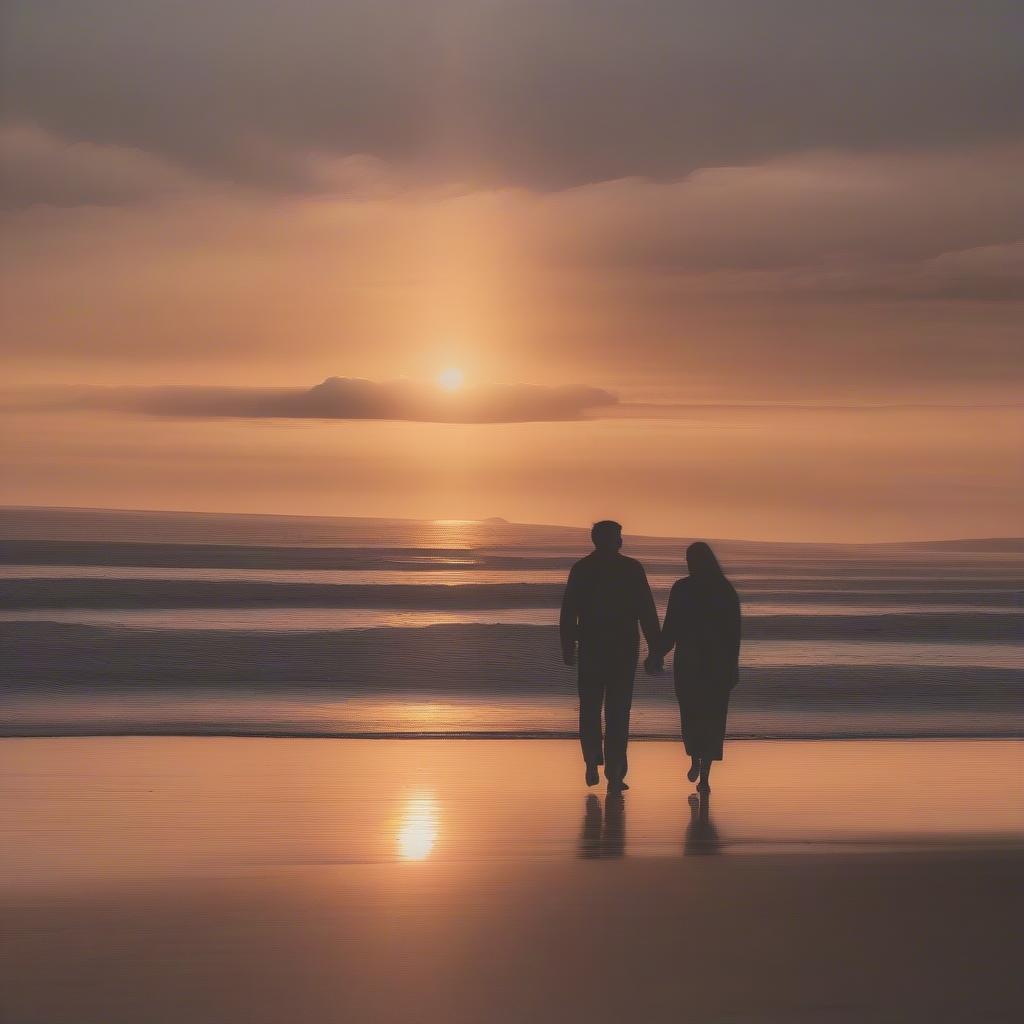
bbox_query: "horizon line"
[2,503,1021,548]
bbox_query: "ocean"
[2,506,1021,739]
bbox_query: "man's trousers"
[577,641,638,783]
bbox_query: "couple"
[559,520,741,796]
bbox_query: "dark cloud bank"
[63,377,618,424]
[3,1,1023,200]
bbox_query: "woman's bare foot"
[687,757,700,783]
[697,762,711,793]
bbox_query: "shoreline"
[3,729,1024,740]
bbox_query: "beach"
[2,510,1022,1020]
[3,737,1022,1023]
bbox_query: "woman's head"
[686,541,724,578]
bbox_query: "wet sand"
[2,738,1022,1023]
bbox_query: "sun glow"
[438,367,464,391]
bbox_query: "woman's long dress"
[660,576,741,762]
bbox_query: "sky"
[1,1,1022,540]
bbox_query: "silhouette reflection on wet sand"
[684,791,722,856]
[578,793,626,859]
[580,789,723,859]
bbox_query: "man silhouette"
[560,520,660,794]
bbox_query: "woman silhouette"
[648,542,741,793]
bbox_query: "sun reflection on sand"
[396,794,440,861]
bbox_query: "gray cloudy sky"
[4,1,1024,192]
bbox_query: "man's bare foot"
[585,764,599,786]
[687,758,700,783]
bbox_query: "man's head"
[591,520,623,553]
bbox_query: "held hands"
[563,644,661,672]
[644,653,664,676]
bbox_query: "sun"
[437,367,464,391]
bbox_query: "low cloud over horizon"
[42,377,618,424]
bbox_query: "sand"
[2,738,1022,1023]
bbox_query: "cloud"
[2,2,1022,198]
[525,146,1024,276]
[0,121,201,209]
[905,242,1024,301]
[50,377,618,424]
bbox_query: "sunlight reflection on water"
[396,794,440,861]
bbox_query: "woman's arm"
[657,581,683,658]
[645,582,680,674]
[727,588,742,686]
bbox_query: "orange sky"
[1,2,1022,540]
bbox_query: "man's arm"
[636,563,660,655]
[643,573,674,675]
[559,565,581,666]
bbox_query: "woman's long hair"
[686,541,735,607]
[684,541,740,685]
[686,541,726,581]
